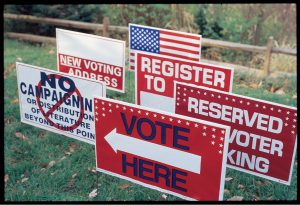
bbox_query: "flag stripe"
[160,44,200,55]
[160,48,200,59]
[160,33,200,44]
[129,25,202,70]
[160,37,199,47]
[160,30,200,40]
[160,51,199,62]
[160,41,200,51]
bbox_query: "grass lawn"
[4,38,297,201]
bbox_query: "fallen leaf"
[48,49,55,54]
[225,177,233,182]
[88,189,97,199]
[255,180,263,186]
[72,173,77,178]
[4,174,9,183]
[118,184,130,189]
[267,196,273,200]
[249,83,258,89]
[65,151,71,155]
[236,83,248,88]
[10,99,19,104]
[238,184,244,189]
[292,94,297,99]
[69,143,77,153]
[15,132,28,141]
[46,160,56,169]
[50,172,56,176]
[253,195,260,201]
[21,178,28,183]
[4,116,14,125]
[17,57,23,61]
[38,131,47,139]
[162,194,167,199]
[275,88,285,95]
[40,168,46,172]
[227,196,243,201]
[88,167,97,173]
[224,189,230,194]
[58,156,66,163]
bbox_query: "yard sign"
[16,62,106,144]
[56,28,126,92]
[174,81,297,185]
[129,23,202,70]
[94,96,231,201]
[135,52,233,112]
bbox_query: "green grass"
[4,38,297,201]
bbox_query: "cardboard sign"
[94,97,231,200]
[129,23,202,70]
[16,63,106,144]
[174,82,297,185]
[56,28,125,92]
[135,52,233,112]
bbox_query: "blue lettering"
[137,118,156,140]
[173,126,190,150]
[139,159,153,181]
[121,112,136,135]
[172,169,187,192]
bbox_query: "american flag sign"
[129,24,202,70]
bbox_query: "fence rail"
[4,13,297,76]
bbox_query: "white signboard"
[16,62,106,144]
[56,28,126,92]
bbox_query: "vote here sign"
[16,63,106,144]
[135,52,233,113]
[56,28,126,93]
[94,97,231,200]
[174,82,297,185]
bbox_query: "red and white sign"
[174,82,297,185]
[94,97,231,200]
[129,23,202,70]
[135,52,233,112]
[16,62,106,144]
[56,28,126,92]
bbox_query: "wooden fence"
[4,13,297,76]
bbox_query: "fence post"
[102,17,109,37]
[262,36,274,77]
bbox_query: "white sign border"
[16,62,106,145]
[173,81,297,185]
[56,28,126,93]
[94,95,231,201]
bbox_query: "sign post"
[135,52,234,112]
[56,28,126,92]
[16,62,106,144]
[94,97,231,200]
[174,81,297,184]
